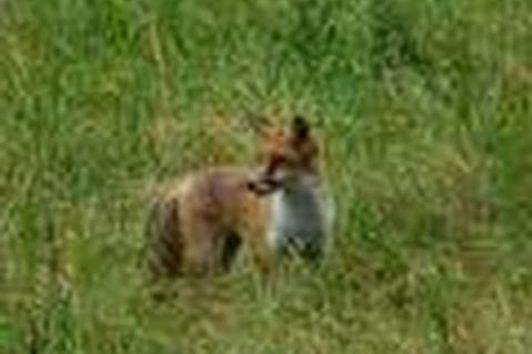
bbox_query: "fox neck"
[267,175,332,257]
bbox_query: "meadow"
[1,0,531,352]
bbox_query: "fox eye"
[265,155,287,174]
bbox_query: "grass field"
[1,0,532,352]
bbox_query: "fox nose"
[246,180,259,191]
[247,176,279,195]
[247,180,269,195]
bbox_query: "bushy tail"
[145,196,183,279]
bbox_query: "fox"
[145,115,333,278]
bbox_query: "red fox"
[146,116,333,278]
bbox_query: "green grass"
[1,0,532,352]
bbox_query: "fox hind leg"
[145,197,182,279]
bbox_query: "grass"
[1,0,531,352]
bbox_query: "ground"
[1,0,531,353]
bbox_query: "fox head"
[248,115,321,195]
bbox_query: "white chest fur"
[267,179,333,259]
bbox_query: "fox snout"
[247,175,281,195]
[247,164,286,195]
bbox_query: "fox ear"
[291,115,310,140]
